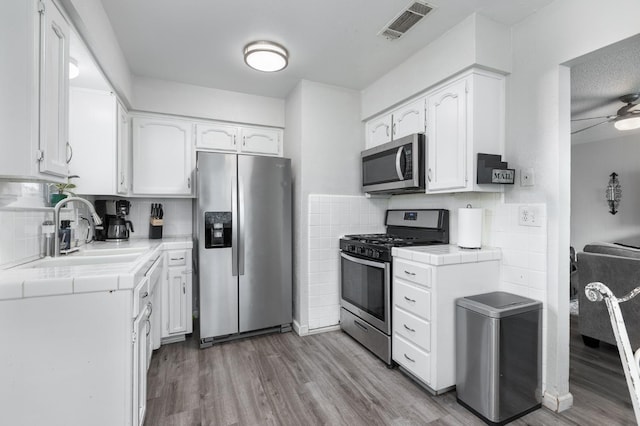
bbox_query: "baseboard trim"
[543,391,573,412]
[293,320,308,336]
[308,324,341,335]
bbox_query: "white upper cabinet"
[195,123,238,152]
[239,126,282,156]
[426,80,467,191]
[116,102,129,195]
[131,116,194,196]
[365,115,393,148]
[39,0,71,177]
[195,122,282,156]
[0,0,70,182]
[426,70,505,193]
[365,98,426,149]
[392,98,426,140]
[69,89,117,195]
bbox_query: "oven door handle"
[340,252,387,269]
[395,146,405,180]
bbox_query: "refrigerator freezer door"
[237,155,292,333]
[197,153,239,338]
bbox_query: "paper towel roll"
[458,207,483,249]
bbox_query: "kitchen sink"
[20,253,143,268]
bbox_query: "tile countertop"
[392,244,501,266]
[0,237,193,301]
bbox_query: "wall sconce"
[606,172,621,215]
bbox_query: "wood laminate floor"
[146,316,636,425]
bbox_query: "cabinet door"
[132,305,149,426]
[195,123,238,152]
[167,267,188,334]
[426,79,468,191]
[132,117,193,195]
[239,127,281,156]
[392,98,425,139]
[365,115,392,148]
[38,0,70,177]
[116,102,129,195]
[69,89,117,195]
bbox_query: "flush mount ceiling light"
[243,41,288,72]
[69,57,79,79]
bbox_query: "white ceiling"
[570,34,640,144]
[99,0,555,99]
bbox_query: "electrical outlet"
[521,168,535,187]
[519,205,542,227]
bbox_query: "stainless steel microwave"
[361,133,425,194]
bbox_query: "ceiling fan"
[571,93,640,135]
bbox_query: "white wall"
[61,0,134,106]
[506,0,640,411]
[284,80,363,334]
[132,77,285,128]
[284,83,304,327]
[571,134,640,252]
[360,14,511,120]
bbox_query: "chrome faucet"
[53,197,103,257]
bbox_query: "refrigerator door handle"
[238,178,245,276]
[231,178,238,277]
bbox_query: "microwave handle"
[395,146,405,180]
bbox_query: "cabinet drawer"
[394,280,430,320]
[166,250,187,266]
[393,308,430,352]
[394,258,431,286]
[393,333,430,384]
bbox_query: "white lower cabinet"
[392,252,500,394]
[162,249,193,341]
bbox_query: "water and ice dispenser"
[204,212,232,248]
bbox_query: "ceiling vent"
[379,1,435,40]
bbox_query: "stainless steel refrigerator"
[196,152,292,347]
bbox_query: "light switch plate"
[519,205,542,227]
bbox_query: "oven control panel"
[340,240,387,261]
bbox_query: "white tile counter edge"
[392,244,501,266]
[0,237,193,301]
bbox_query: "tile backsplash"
[307,194,387,330]
[0,183,51,267]
[0,181,193,268]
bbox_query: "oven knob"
[347,244,355,252]
[357,247,365,254]
[366,248,373,257]
[372,250,380,259]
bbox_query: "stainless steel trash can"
[456,292,542,425]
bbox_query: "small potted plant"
[49,175,79,206]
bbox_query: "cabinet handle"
[404,270,416,276]
[392,123,396,137]
[233,135,237,145]
[385,126,389,137]
[183,283,186,294]
[427,168,432,182]
[141,291,149,298]
[187,177,191,189]
[171,257,185,261]
[404,296,416,303]
[146,319,151,336]
[403,324,416,333]
[404,353,416,363]
[66,142,73,164]
[243,136,246,146]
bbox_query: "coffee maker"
[95,200,134,241]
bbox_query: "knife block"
[149,218,163,240]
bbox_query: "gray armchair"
[577,242,640,348]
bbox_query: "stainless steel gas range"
[339,209,449,365]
